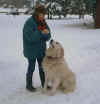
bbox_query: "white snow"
[0,14,100,104]
[0,8,10,13]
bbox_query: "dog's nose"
[50,39,53,44]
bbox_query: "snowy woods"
[0,0,97,20]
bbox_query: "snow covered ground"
[0,14,100,104]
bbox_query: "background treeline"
[0,0,97,20]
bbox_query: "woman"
[23,5,51,92]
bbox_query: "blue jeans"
[26,57,45,87]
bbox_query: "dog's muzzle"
[50,39,54,45]
[49,39,55,48]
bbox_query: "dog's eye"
[56,42,59,44]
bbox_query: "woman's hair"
[33,4,47,16]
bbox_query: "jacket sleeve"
[40,24,51,41]
[23,21,41,43]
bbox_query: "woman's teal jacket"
[23,16,51,59]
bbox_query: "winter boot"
[39,70,45,88]
[26,74,36,92]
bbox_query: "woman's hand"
[42,29,49,34]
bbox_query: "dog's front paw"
[47,90,56,96]
[47,86,52,90]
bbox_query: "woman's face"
[38,13,45,21]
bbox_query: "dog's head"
[46,40,64,58]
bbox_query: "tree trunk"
[95,0,100,28]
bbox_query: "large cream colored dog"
[42,40,76,96]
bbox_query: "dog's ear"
[56,47,64,58]
[61,47,64,57]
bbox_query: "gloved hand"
[42,29,49,34]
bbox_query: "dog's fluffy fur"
[42,40,76,96]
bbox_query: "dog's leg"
[48,78,60,96]
[62,78,76,94]
[42,71,48,94]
